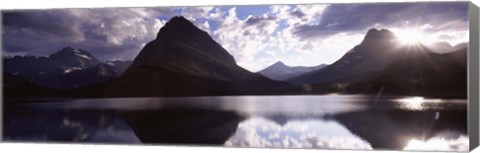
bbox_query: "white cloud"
[403,135,469,152]
[71,8,166,58]
[225,117,372,149]
[211,7,279,71]
[206,5,338,72]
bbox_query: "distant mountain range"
[4,47,132,89]
[426,42,468,54]
[258,61,327,82]
[3,16,468,99]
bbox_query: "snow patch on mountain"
[63,67,83,74]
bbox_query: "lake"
[3,95,468,151]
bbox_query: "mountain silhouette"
[284,28,466,97]
[258,61,327,81]
[3,47,129,89]
[351,47,467,97]
[289,28,431,85]
[105,16,289,97]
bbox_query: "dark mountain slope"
[304,47,467,98]
[354,47,467,97]
[105,16,289,97]
[289,29,411,85]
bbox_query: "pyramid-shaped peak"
[264,61,289,70]
[169,16,190,23]
[273,61,286,66]
[156,16,205,39]
[164,16,196,28]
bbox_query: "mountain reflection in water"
[3,95,468,151]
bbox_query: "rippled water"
[3,95,468,151]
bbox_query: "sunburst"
[394,28,432,45]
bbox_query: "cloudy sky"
[2,2,469,72]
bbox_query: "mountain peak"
[164,16,196,29]
[131,15,240,75]
[364,28,395,38]
[156,16,205,39]
[62,46,76,50]
[259,61,328,81]
[57,46,88,55]
[165,16,193,27]
[272,61,287,67]
[361,28,397,45]
[168,16,190,24]
[49,47,99,64]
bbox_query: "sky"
[1,2,469,72]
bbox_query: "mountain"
[426,42,454,54]
[426,42,468,54]
[3,47,127,89]
[302,47,467,97]
[105,16,289,97]
[49,47,102,69]
[258,61,327,81]
[453,42,468,50]
[286,28,467,97]
[106,60,133,77]
[288,28,410,85]
[352,47,467,97]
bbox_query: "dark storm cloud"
[293,2,468,40]
[3,11,81,39]
[290,9,306,18]
[2,7,175,60]
[3,10,85,46]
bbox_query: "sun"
[395,96,426,110]
[394,28,431,45]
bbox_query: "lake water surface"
[3,95,468,151]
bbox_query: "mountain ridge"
[288,28,435,85]
[258,61,327,82]
[3,47,132,89]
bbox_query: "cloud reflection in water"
[225,117,372,149]
[403,135,468,151]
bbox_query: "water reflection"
[22,95,371,116]
[331,108,467,151]
[3,95,468,151]
[120,109,243,145]
[404,135,468,151]
[225,117,372,149]
[3,108,140,143]
[394,96,443,110]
